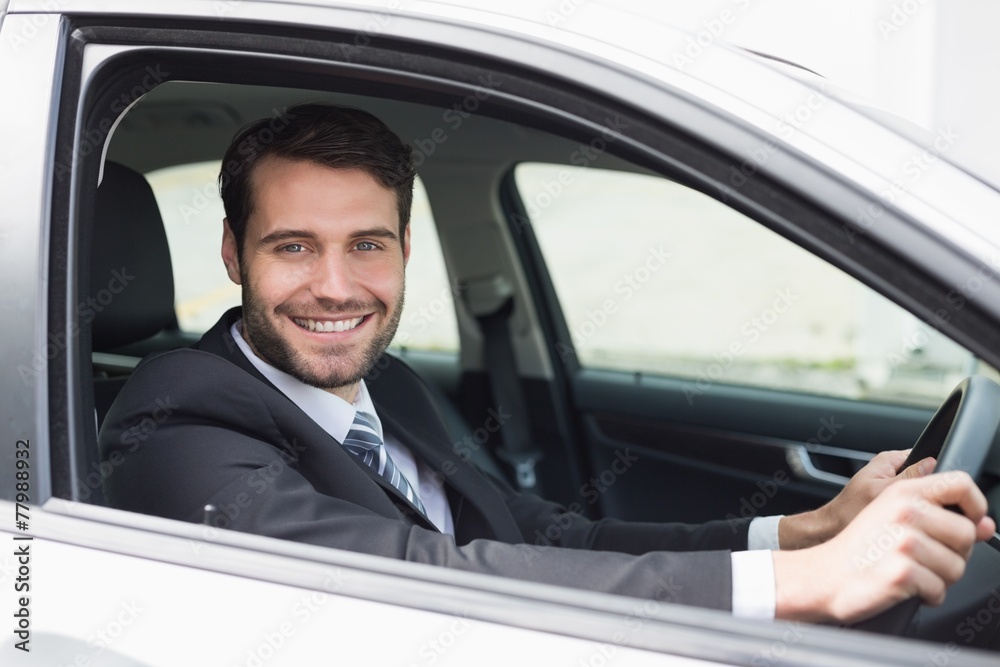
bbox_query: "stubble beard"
[240,270,404,391]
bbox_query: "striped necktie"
[343,411,428,519]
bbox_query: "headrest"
[90,162,176,351]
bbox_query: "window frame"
[53,16,1000,507]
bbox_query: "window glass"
[517,162,979,406]
[146,161,240,332]
[146,161,459,352]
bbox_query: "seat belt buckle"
[514,459,538,490]
[498,450,542,491]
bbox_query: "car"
[2,0,1000,664]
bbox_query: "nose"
[308,251,358,303]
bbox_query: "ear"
[221,218,242,285]
[402,223,411,266]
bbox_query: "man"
[101,104,994,622]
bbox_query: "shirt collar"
[230,319,382,443]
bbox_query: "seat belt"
[464,275,543,494]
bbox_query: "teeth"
[294,316,364,332]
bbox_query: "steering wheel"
[851,375,1000,635]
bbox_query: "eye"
[355,241,379,251]
[279,243,305,253]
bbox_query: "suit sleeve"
[483,472,752,555]
[375,347,753,556]
[100,350,737,611]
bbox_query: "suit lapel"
[311,416,438,530]
[367,360,525,543]
[196,308,439,531]
[199,308,525,541]
[376,408,521,542]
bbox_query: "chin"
[296,357,373,390]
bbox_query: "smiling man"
[101,104,994,623]
[224,159,406,402]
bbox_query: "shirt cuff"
[730,550,776,620]
[748,515,783,550]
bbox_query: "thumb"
[897,456,936,480]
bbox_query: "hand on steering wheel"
[851,376,1000,634]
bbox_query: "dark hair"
[219,103,415,258]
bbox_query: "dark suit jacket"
[100,308,751,610]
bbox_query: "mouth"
[292,315,366,333]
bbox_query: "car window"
[146,161,459,352]
[517,162,981,407]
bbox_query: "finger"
[916,471,988,523]
[916,504,979,558]
[897,456,935,480]
[880,449,911,471]
[895,523,970,586]
[863,449,910,478]
[875,554,949,608]
[976,515,997,541]
[907,561,949,607]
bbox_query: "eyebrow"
[256,229,318,249]
[351,227,400,243]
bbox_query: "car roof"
[12,0,1000,289]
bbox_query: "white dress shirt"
[230,321,454,535]
[734,516,780,619]
[231,320,777,618]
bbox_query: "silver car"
[1,1,999,664]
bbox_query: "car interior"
[86,79,862,516]
[56,29,1000,651]
[86,81,642,500]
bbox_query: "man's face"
[222,157,408,400]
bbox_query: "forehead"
[247,157,398,235]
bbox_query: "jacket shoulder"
[99,348,287,452]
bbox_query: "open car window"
[517,162,989,408]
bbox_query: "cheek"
[352,257,403,287]
[251,261,309,303]
[367,265,406,302]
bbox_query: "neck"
[327,382,360,404]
